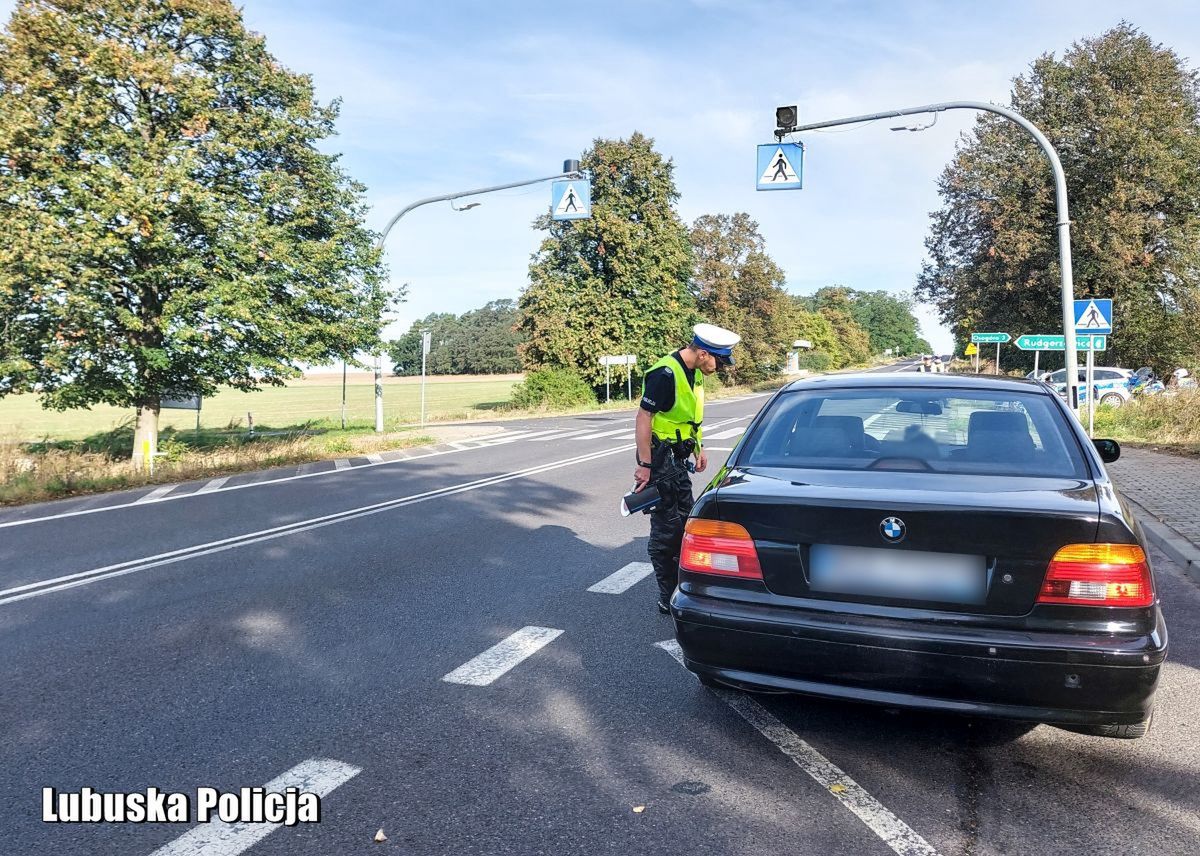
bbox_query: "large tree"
[917,24,1200,371]
[690,212,803,384]
[798,288,874,367]
[518,132,694,388]
[841,288,931,355]
[0,0,388,461]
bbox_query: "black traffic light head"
[776,105,798,131]
[563,159,581,174]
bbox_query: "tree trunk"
[132,399,161,467]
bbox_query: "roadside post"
[771,101,1081,411]
[970,333,1010,374]
[420,330,431,427]
[370,160,590,432]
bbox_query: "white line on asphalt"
[587,562,654,594]
[525,429,591,442]
[442,626,564,686]
[135,486,176,504]
[479,428,570,444]
[0,415,749,532]
[366,453,384,464]
[148,758,361,856]
[195,477,229,495]
[574,425,637,440]
[705,447,733,452]
[655,640,939,856]
[0,444,646,607]
[333,458,351,471]
[704,425,746,440]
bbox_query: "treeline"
[387,300,524,376]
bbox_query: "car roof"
[781,373,1050,394]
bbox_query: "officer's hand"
[634,465,652,491]
[694,452,708,473]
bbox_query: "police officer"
[633,323,741,614]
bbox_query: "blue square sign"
[550,180,590,221]
[756,143,803,191]
[1073,298,1113,335]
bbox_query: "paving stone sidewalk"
[1108,447,1200,551]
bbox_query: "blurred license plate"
[809,545,986,603]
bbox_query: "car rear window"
[741,387,1088,478]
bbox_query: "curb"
[1125,497,1200,587]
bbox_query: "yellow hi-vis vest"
[645,354,704,448]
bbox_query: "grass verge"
[1093,390,1200,457]
[0,421,437,506]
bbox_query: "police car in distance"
[1042,367,1135,407]
[670,373,1166,738]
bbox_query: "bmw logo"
[880,517,906,543]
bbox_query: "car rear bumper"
[672,589,1167,726]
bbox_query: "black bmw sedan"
[671,373,1167,738]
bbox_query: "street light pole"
[369,162,584,432]
[777,102,1079,412]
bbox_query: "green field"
[0,375,522,441]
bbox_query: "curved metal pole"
[782,101,1079,411]
[369,170,583,432]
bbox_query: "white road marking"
[0,444,637,607]
[525,429,590,442]
[135,486,176,504]
[479,428,570,444]
[587,562,654,594]
[704,425,746,440]
[705,447,733,452]
[447,442,473,450]
[195,477,229,495]
[656,640,939,856]
[442,626,563,686]
[333,458,351,470]
[574,425,637,440]
[148,758,360,856]
[366,453,384,464]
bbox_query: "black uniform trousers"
[646,440,695,605]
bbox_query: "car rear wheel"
[1073,710,1152,739]
[1100,392,1125,407]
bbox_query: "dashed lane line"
[147,758,361,856]
[656,640,939,856]
[442,626,564,686]
[333,458,351,471]
[365,453,384,464]
[195,477,229,495]
[135,486,176,504]
[704,425,746,440]
[587,562,654,594]
[0,444,637,608]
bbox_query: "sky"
[12,0,1200,361]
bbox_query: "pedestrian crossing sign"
[551,179,591,221]
[1073,298,1113,335]
[756,143,804,191]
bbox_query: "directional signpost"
[551,179,591,221]
[970,332,1011,374]
[1015,334,1106,383]
[756,143,804,191]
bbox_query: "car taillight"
[680,519,763,579]
[1038,543,1154,607]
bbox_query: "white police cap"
[692,323,741,365]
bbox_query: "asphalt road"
[3,364,1198,856]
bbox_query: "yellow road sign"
[964,343,978,356]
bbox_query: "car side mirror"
[1093,438,1120,463]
